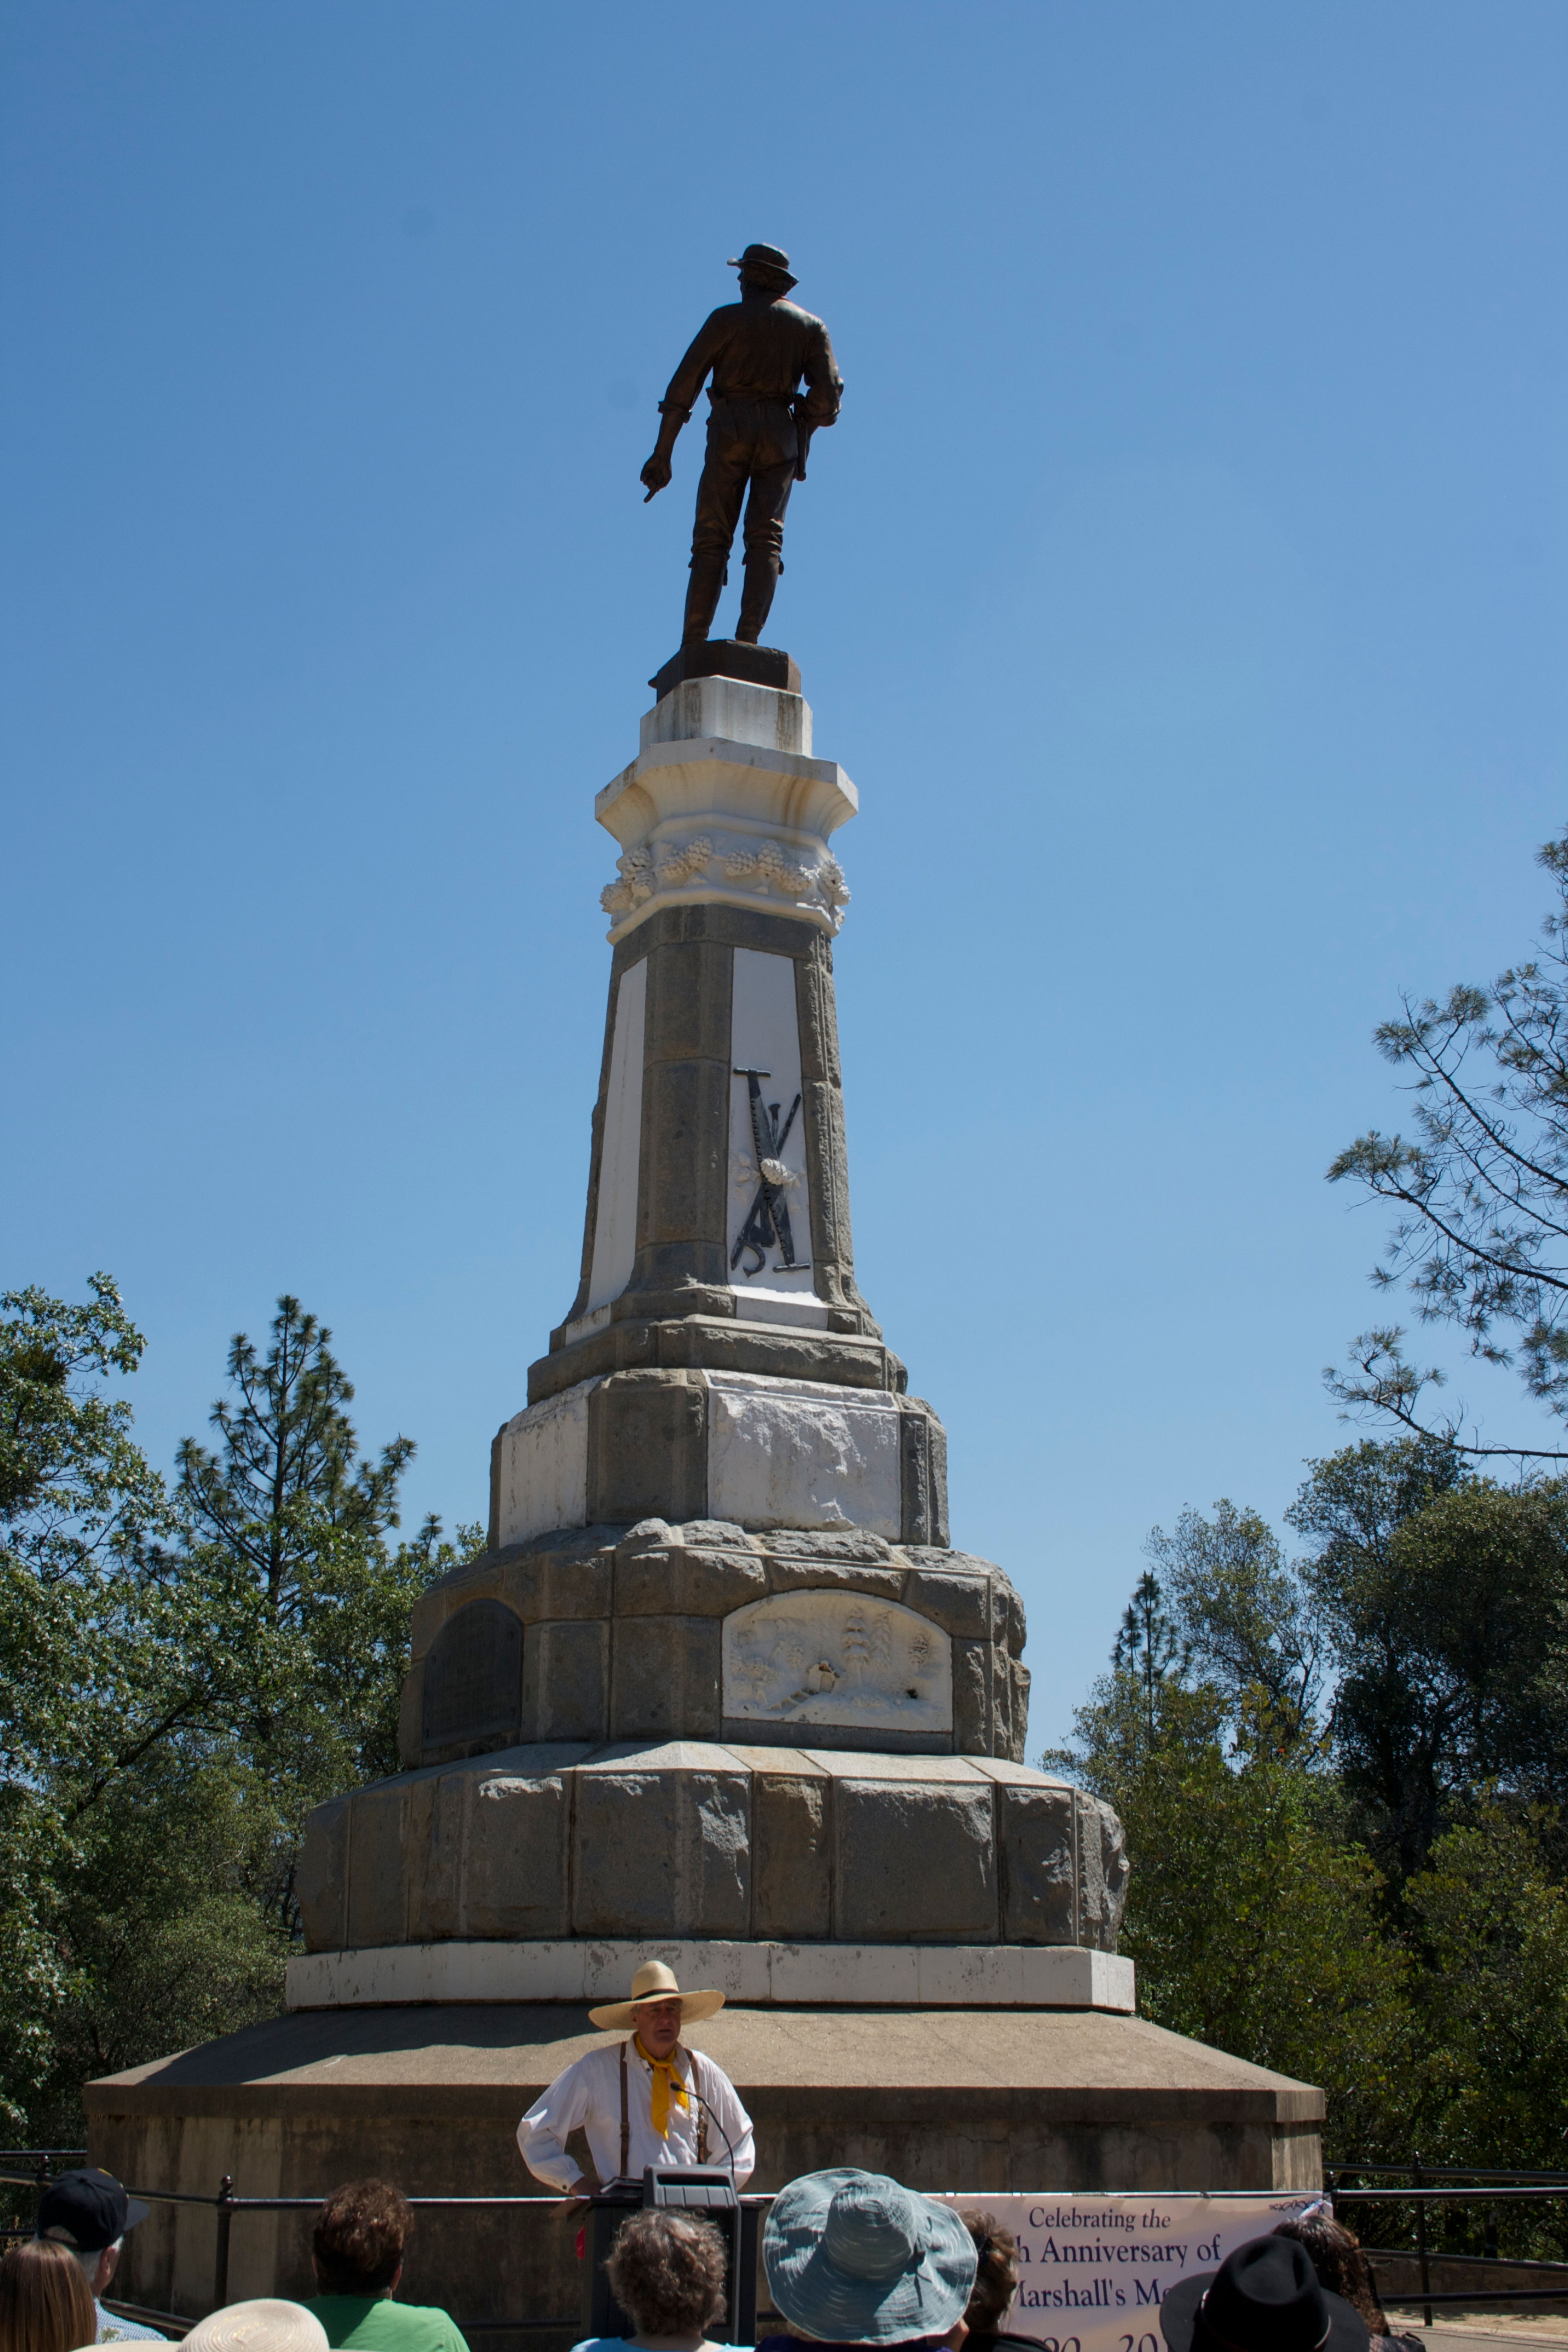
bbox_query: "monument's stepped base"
[88,2002,1322,2343]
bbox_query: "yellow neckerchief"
[633,2031,690,2139]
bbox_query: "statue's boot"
[682,555,726,646]
[735,555,780,645]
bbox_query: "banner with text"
[935,2192,1327,2352]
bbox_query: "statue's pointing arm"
[640,311,729,500]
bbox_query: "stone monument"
[288,634,1132,2005]
[87,255,1320,2337]
[88,636,1322,2341]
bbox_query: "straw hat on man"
[517,1961,754,2192]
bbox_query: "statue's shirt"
[662,294,843,425]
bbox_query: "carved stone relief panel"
[422,1598,523,1749]
[722,1588,953,1734]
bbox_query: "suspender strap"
[683,2044,710,2164]
[623,2038,706,2174]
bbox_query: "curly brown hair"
[1272,2214,1388,2333]
[606,2210,729,2338]
[960,2212,1021,2334]
[0,2239,98,2352]
[312,2179,414,2295]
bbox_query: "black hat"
[727,243,798,289]
[36,2168,149,2254]
[1160,2236,1369,2352]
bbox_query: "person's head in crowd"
[958,2217,1020,2347]
[182,2301,330,2352]
[0,2238,98,2352]
[1272,2213,1390,2336]
[1159,2235,1368,2352]
[34,2168,149,2307]
[310,2183,412,2300]
[763,2169,977,2347]
[605,2211,730,2347]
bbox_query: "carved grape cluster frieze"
[601,834,851,929]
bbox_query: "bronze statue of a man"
[641,243,842,648]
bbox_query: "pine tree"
[1112,1568,1189,1731]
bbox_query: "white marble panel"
[724,1589,952,1734]
[705,1372,902,1535]
[728,948,815,1298]
[586,955,646,1312]
[494,1379,596,1546]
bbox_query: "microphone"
[691,2087,740,2185]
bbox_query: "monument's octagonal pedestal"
[87,650,1321,2337]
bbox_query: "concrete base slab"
[87,2003,1322,2346]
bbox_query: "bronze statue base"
[649,639,801,698]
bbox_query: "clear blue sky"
[4,2,1565,1752]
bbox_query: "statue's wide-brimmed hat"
[764,2168,977,2344]
[588,1958,726,2031]
[1159,2237,1369,2352]
[728,242,797,288]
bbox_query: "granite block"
[833,1779,997,1942]
[610,1614,723,1739]
[1000,1782,1079,1944]
[615,1543,766,1617]
[588,1373,708,1525]
[952,1637,993,1754]
[534,1619,610,1742]
[296,1795,350,1953]
[1078,1791,1131,1952]
[1009,1659,1031,1760]
[765,1528,895,1564]
[751,1773,832,1939]
[899,1561,991,1640]
[463,1771,573,1938]
[345,1782,408,1950]
[405,1771,467,1942]
[763,1556,906,1601]
[571,1763,750,1937]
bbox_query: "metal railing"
[0,2154,775,2343]
[1328,2158,1568,2329]
[11,2148,1568,2339]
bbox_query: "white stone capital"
[595,680,857,942]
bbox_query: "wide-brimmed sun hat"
[588,1959,726,2031]
[727,242,798,289]
[764,2169,978,2345]
[180,2301,331,2352]
[1160,2236,1369,2352]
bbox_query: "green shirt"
[304,2296,468,2352]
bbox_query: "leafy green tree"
[1290,1443,1568,1881]
[155,1297,476,1934]
[0,1280,478,2139]
[1328,826,1568,1461]
[1057,1664,1414,2163]
[1404,1801,1568,2209]
[1147,1500,1326,1754]
[0,1275,178,2130]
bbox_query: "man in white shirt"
[517,1960,755,2191]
